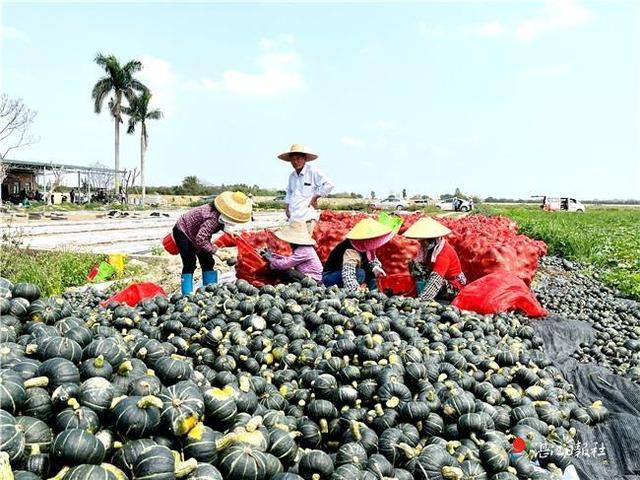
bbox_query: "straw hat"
[277,144,319,162]
[274,222,316,246]
[346,218,393,240]
[214,191,252,223]
[402,217,451,239]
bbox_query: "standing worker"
[322,218,392,292]
[173,191,252,295]
[403,217,467,302]
[278,144,334,234]
[70,188,76,204]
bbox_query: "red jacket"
[425,241,465,289]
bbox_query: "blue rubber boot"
[181,274,193,295]
[203,270,218,286]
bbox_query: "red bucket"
[162,233,179,255]
[377,274,417,297]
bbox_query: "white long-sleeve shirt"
[284,164,334,222]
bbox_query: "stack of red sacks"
[221,211,547,289]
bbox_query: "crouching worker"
[322,218,393,292]
[174,191,252,295]
[260,222,322,285]
[403,217,467,302]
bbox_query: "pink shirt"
[268,246,322,283]
[175,204,221,253]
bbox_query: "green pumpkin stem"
[215,432,237,451]
[24,376,49,389]
[319,418,329,434]
[101,463,128,480]
[442,465,464,480]
[350,421,362,441]
[175,458,198,478]
[67,398,81,410]
[94,355,105,368]
[47,466,70,480]
[137,395,163,410]
[0,452,12,480]
[117,360,133,376]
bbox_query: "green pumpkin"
[52,428,105,464]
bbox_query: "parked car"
[372,196,408,211]
[436,197,474,212]
[538,196,585,212]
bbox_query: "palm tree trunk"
[114,115,120,192]
[140,127,146,206]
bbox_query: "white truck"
[537,196,586,212]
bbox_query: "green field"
[484,206,640,299]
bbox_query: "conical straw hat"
[402,217,451,239]
[275,222,316,246]
[214,191,252,223]
[277,144,319,161]
[346,218,393,240]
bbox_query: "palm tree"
[122,91,162,205]
[91,53,147,192]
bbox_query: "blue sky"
[2,0,639,199]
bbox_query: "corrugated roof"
[1,159,125,174]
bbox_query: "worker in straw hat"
[403,217,467,302]
[278,143,334,235]
[173,191,252,295]
[322,218,393,292]
[260,221,323,285]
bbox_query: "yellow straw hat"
[346,218,393,240]
[402,217,451,239]
[214,191,252,223]
[277,144,319,162]
[274,222,316,246]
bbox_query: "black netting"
[534,317,640,480]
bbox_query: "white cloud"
[418,23,445,38]
[138,55,179,114]
[390,146,409,158]
[373,138,389,150]
[470,21,506,38]
[341,136,366,149]
[527,64,570,77]
[374,120,394,131]
[516,0,593,41]
[1,26,29,42]
[187,35,305,97]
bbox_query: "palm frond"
[123,60,143,75]
[146,109,163,120]
[129,79,149,94]
[126,117,137,135]
[91,78,113,113]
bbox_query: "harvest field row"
[485,206,640,300]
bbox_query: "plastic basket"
[162,233,179,255]
[378,212,404,233]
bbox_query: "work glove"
[372,265,387,277]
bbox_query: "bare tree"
[122,167,140,203]
[50,166,64,192]
[86,162,115,190]
[0,94,38,160]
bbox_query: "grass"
[0,247,103,297]
[483,205,640,299]
[0,223,146,297]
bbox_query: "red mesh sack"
[452,272,547,317]
[101,282,166,307]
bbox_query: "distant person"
[69,189,76,204]
[172,191,252,295]
[119,185,126,205]
[247,193,255,221]
[403,217,467,302]
[261,222,322,285]
[278,143,334,234]
[402,188,407,200]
